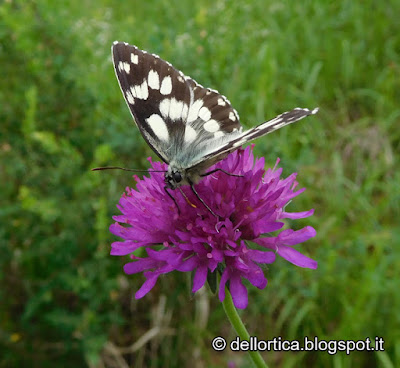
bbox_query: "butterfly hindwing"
[185,78,242,138]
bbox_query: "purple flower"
[110,146,317,309]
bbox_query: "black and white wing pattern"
[112,42,242,167]
[112,41,318,184]
[189,107,318,176]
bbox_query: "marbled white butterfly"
[96,41,318,216]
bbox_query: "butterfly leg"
[178,187,197,209]
[188,180,219,218]
[164,186,181,215]
[200,168,243,178]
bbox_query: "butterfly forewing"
[112,42,190,163]
[112,42,243,167]
[190,106,319,173]
[112,41,318,192]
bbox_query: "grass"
[0,0,399,367]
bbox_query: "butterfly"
[95,41,318,216]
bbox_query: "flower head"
[110,146,317,309]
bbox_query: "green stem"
[222,287,269,368]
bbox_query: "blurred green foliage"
[1,0,399,367]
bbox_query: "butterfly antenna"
[91,166,167,173]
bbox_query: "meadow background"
[1,0,399,367]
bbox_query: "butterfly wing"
[169,77,245,169]
[187,107,319,175]
[112,41,243,166]
[113,42,191,163]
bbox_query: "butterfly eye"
[172,172,182,183]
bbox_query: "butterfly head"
[165,167,186,189]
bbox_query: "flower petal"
[281,209,314,219]
[109,146,317,309]
[135,274,159,298]
[192,265,208,292]
[123,258,158,274]
[230,275,248,309]
[218,268,230,302]
[246,271,267,289]
[278,227,317,246]
[248,249,276,264]
[277,245,318,269]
